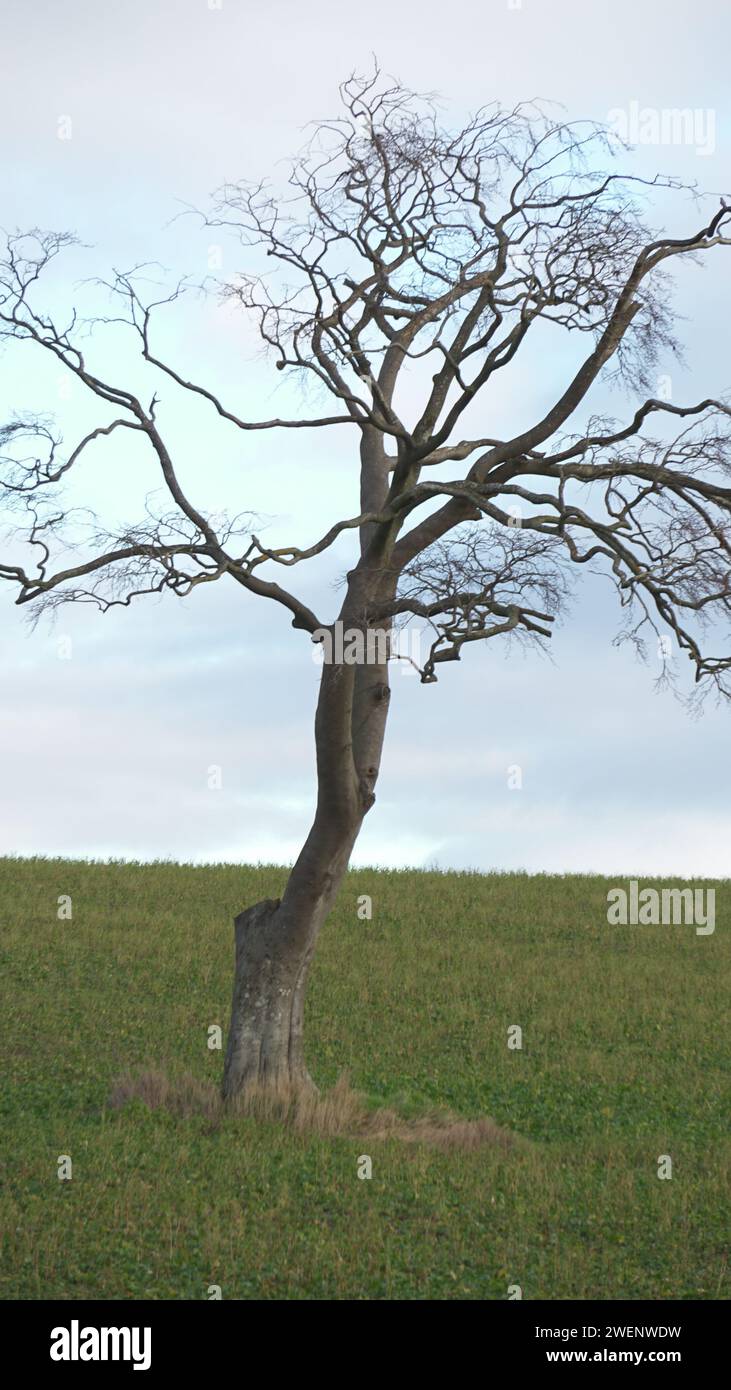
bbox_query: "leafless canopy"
[2,70,731,700]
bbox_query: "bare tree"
[2,72,731,1099]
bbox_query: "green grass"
[1,857,729,1300]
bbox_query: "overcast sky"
[1,0,730,875]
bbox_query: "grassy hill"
[1,857,728,1300]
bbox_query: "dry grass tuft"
[108,1068,220,1123]
[108,1068,515,1151]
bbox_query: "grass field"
[1,857,728,1301]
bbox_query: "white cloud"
[0,0,729,873]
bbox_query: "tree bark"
[222,813,362,1097]
[222,431,397,1102]
[222,650,390,1099]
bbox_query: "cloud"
[0,0,729,873]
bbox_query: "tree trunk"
[223,434,396,1102]
[222,813,361,1098]
[222,628,393,1100]
[222,898,307,1096]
